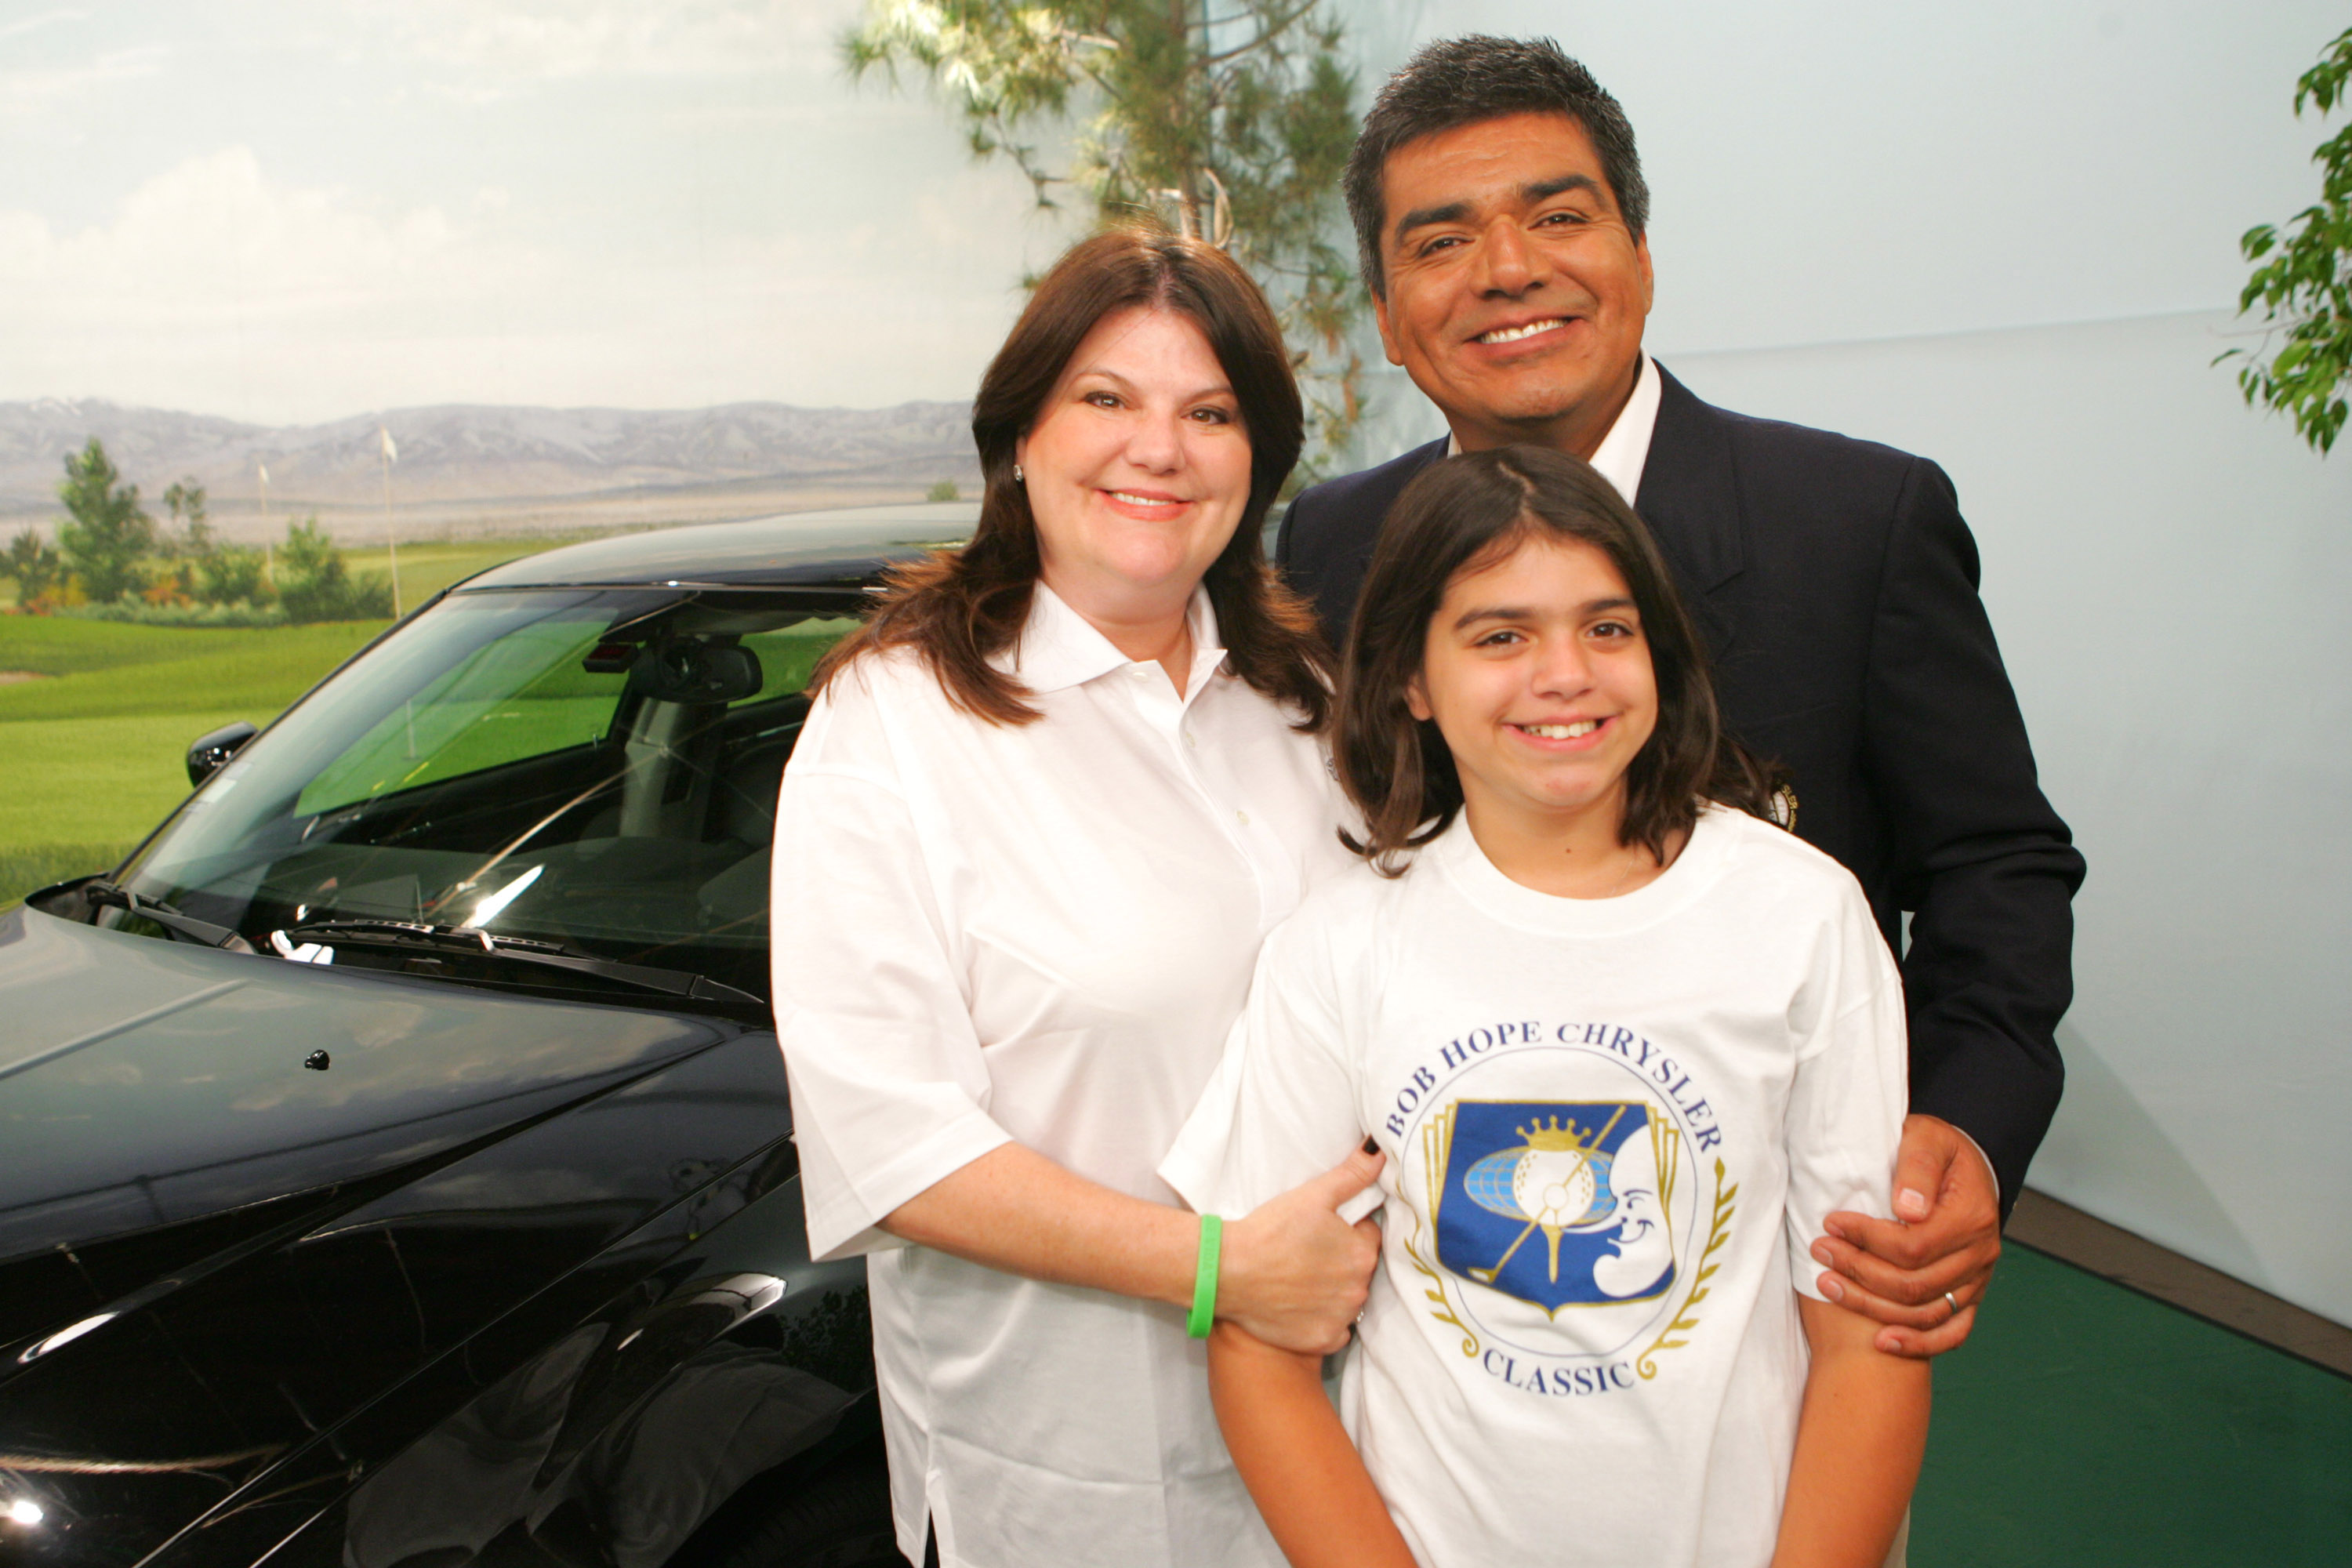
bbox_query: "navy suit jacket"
[1278,364,2084,1213]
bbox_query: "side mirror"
[187,720,260,786]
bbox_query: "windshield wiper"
[274,919,762,1009]
[83,880,258,954]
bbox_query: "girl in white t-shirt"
[1162,446,1929,1568]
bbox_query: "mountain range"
[0,398,981,532]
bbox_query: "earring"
[1014,463,1025,483]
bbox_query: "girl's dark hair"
[811,225,1330,730]
[1334,445,1777,873]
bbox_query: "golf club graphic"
[1465,1105,1628,1283]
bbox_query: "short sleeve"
[771,685,1013,1261]
[1782,878,1909,1301]
[1159,901,1371,1221]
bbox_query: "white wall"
[1676,317,2352,1325]
[1342,2,2352,1323]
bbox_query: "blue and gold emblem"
[1432,1100,1680,1315]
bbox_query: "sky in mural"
[0,0,1064,422]
[5,0,2342,426]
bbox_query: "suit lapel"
[1632,364,1745,655]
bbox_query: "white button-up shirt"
[772,583,1352,1568]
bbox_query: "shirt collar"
[998,581,1227,695]
[1444,351,1661,505]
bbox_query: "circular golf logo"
[1389,1030,1735,1388]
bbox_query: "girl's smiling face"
[1408,532,1657,840]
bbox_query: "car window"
[299,615,629,817]
[119,588,867,1007]
[731,618,861,707]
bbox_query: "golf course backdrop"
[0,540,528,909]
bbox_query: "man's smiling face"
[1373,111,1654,459]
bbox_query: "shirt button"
[1235,810,1250,827]
[1184,730,1196,749]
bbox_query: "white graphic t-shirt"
[1162,807,1905,1568]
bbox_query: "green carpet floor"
[1911,1244,2352,1565]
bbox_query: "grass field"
[0,539,543,907]
[382,539,538,614]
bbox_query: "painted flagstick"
[379,425,401,618]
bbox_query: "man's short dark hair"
[1344,35,1649,299]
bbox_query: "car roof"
[457,500,981,590]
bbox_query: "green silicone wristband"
[1187,1214,1222,1338]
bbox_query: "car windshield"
[114,586,865,1007]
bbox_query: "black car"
[0,506,976,1568]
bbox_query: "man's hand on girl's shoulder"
[1812,1114,2002,1358]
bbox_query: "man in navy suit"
[1282,35,2084,1356]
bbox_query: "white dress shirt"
[1446,350,1662,502]
[771,583,1352,1568]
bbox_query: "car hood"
[0,903,736,1283]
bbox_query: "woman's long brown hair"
[811,226,1331,730]
[1334,446,1777,874]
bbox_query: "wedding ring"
[1944,1290,1962,1318]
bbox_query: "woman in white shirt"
[771,228,1384,1568]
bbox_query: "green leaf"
[2228,27,2352,456]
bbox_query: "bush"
[59,600,289,627]
[6,528,64,607]
[195,544,273,607]
[276,517,394,623]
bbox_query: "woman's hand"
[1218,1149,1386,1355]
[882,1142,1381,1347]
